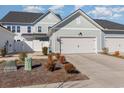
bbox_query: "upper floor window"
[17,26,20,33]
[38,26,42,32]
[7,26,11,31]
[48,26,51,31]
[12,26,16,33]
[27,26,31,33]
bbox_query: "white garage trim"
[59,37,97,54]
[53,27,100,30]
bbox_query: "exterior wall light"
[78,32,83,36]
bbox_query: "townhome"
[0,10,62,52]
[49,9,124,54]
[0,25,15,53]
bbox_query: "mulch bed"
[0,59,89,88]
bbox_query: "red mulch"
[0,59,89,88]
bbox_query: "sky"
[0,5,124,24]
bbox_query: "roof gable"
[50,9,104,31]
[0,10,62,25]
[33,10,62,24]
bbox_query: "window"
[12,26,15,32]
[35,37,49,41]
[38,26,42,32]
[17,26,20,33]
[7,26,11,31]
[48,26,51,31]
[27,26,31,33]
[76,17,81,24]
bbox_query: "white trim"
[78,10,104,30]
[33,10,61,25]
[59,36,97,54]
[49,10,62,21]
[36,22,58,24]
[53,27,100,30]
[50,9,104,31]
[104,36,124,38]
[104,29,124,31]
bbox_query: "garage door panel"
[105,37,124,52]
[61,37,96,53]
[61,38,78,53]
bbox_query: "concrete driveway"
[65,54,124,88]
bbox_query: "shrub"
[0,60,6,64]
[42,47,48,55]
[113,51,120,56]
[45,54,56,71]
[45,62,56,72]
[59,55,66,64]
[64,63,76,73]
[55,53,61,60]
[19,52,27,62]
[47,54,53,64]
[102,48,109,54]
[15,59,23,64]
[52,55,58,62]
[0,48,6,57]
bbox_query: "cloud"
[112,7,124,13]
[22,5,45,13]
[49,5,64,11]
[113,14,122,17]
[88,6,112,19]
[74,5,85,10]
[49,5,65,17]
[88,6,124,19]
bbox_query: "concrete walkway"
[23,53,124,88]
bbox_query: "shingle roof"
[0,24,14,34]
[94,19,124,30]
[0,11,44,24]
[0,11,62,24]
[55,13,62,20]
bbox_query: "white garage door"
[105,37,124,52]
[61,37,96,53]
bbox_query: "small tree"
[102,47,109,54]
[19,52,27,62]
[64,63,76,73]
[45,54,56,72]
[0,48,6,57]
[113,51,120,56]
[42,47,48,55]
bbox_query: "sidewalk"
[0,52,47,61]
[21,79,102,88]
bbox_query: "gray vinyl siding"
[50,13,104,53]
[34,13,61,34]
[51,29,102,53]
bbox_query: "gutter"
[103,29,124,31]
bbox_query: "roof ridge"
[9,11,44,14]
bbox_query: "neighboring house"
[49,9,124,54]
[0,25,15,53]
[0,10,62,52]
